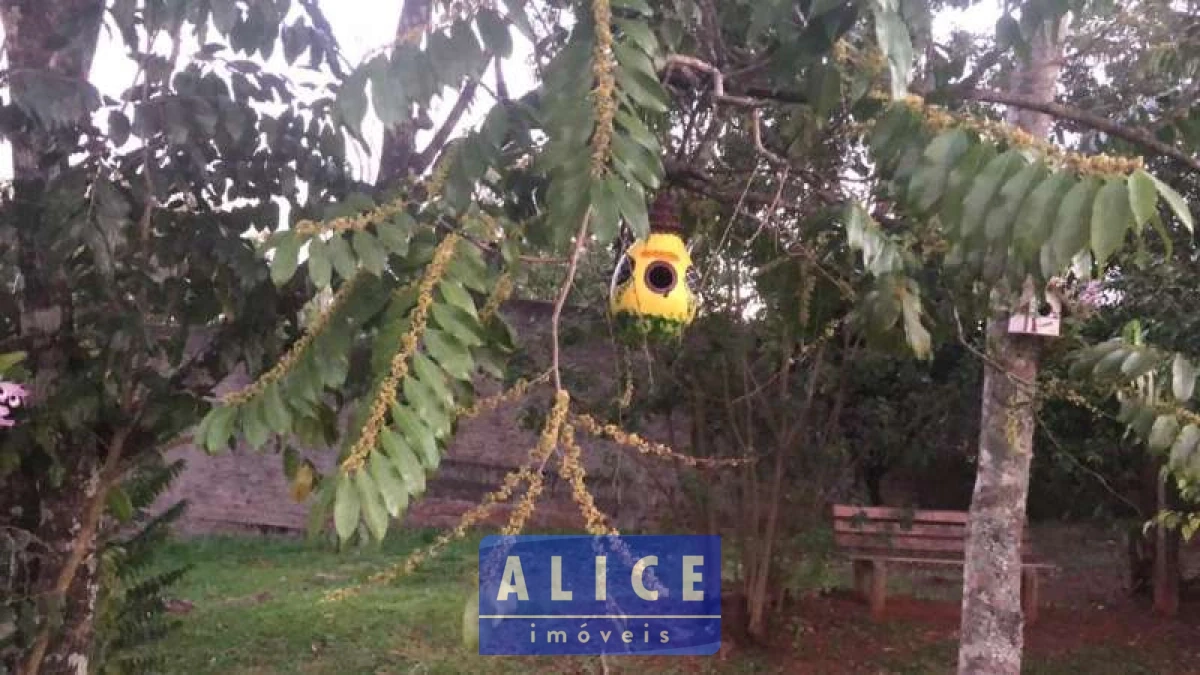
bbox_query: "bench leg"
[853,560,872,598]
[868,561,887,620]
[1021,567,1040,624]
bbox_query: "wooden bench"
[831,504,1054,623]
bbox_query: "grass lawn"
[147,530,1198,674]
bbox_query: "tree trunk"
[1153,466,1182,617]
[376,0,433,187]
[957,20,1066,675]
[22,454,104,675]
[0,2,106,673]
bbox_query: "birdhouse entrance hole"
[645,261,677,295]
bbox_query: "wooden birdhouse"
[1007,282,1062,337]
[608,193,698,342]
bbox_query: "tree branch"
[961,87,1200,172]
[413,76,480,175]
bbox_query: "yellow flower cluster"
[479,273,514,324]
[341,234,461,473]
[426,141,461,199]
[453,370,551,421]
[293,197,409,238]
[324,391,572,602]
[222,273,364,405]
[501,389,571,534]
[558,421,617,536]
[571,413,756,468]
[833,39,886,78]
[589,0,617,178]
[899,95,1145,176]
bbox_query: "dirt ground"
[710,523,1200,674]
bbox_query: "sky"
[0,1,1002,187]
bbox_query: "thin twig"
[1036,414,1144,517]
[750,108,786,166]
[550,209,593,391]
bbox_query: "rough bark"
[0,2,106,673]
[957,21,1066,675]
[22,453,103,675]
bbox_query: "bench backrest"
[832,504,1038,561]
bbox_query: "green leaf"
[393,403,442,469]
[939,143,994,235]
[1128,169,1159,230]
[327,235,358,280]
[589,177,621,245]
[370,56,408,127]
[369,450,409,518]
[960,151,1023,242]
[405,376,452,439]
[333,471,361,543]
[1149,414,1181,452]
[613,41,656,83]
[108,110,131,146]
[614,17,658,55]
[308,239,332,289]
[382,428,426,495]
[611,0,653,16]
[1090,177,1134,267]
[611,129,663,189]
[1173,354,1196,402]
[1131,406,1157,441]
[899,283,932,360]
[201,405,237,453]
[242,398,271,450]
[353,231,387,276]
[616,65,669,113]
[262,382,292,433]
[270,233,302,286]
[376,216,411,256]
[447,241,489,292]
[0,351,26,374]
[1014,169,1072,259]
[908,129,969,212]
[413,352,455,410]
[476,8,513,58]
[336,68,370,136]
[1047,176,1101,276]
[1094,347,1132,379]
[608,175,649,238]
[355,469,389,542]
[870,0,914,99]
[432,303,484,348]
[615,108,660,154]
[1148,173,1194,232]
[996,15,1029,62]
[403,375,442,422]
[107,487,134,523]
[1169,425,1200,470]
[1119,350,1159,380]
[985,160,1046,243]
[437,279,479,319]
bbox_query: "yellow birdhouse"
[608,193,698,342]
